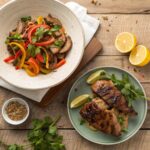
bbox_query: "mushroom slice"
[50,46,60,54]
[59,36,72,53]
[46,14,62,26]
[16,21,25,34]
[57,53,66,60]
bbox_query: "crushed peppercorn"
[6,101,27,121]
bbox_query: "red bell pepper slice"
[28,24,50,44]
[4,50,22,63]
[28,57,40,74]
[34,37,55,46]
[36,54,44,63]
[54,59,66,69]
[4,56,15,63]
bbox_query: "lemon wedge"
[115,32,137,53]
[87,70,106,84]
[70,94,90,108]
[129,45,150,66]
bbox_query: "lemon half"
[115,32,137,53]
[129,45,150,66]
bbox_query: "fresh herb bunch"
[0,116,65,150]
[104,72,145,107]
[28,116,65,150]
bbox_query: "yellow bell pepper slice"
[23,64,37,77]
[37,16,44,24]
[9,42,26,69]
[40,47,49,69]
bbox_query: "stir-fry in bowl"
[4,14,72,77]
[0,0,84,90]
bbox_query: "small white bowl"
[2,98,30,125]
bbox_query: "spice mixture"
[6,101,27,121]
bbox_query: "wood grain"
[93,14,150,56]
[2,0,150,14]
[0,130,150,150]
[0,0,150,14]
[1,0,150,149]
[62,0,150,14]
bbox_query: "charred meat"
[91,80,137,116]
[80,98,126,136]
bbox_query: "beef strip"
[91,80,137,116]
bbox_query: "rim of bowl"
[2,97,30,125]
[0,0,85,90]
[67,66,147,145]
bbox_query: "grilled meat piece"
[80,98,122,136]
[91,80,137,116]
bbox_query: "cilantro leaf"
[80,119,86,125]
[117,116,124,126]
[101,72,145,106]
[27,116,65,150]
[21,16,31,22]
[0,116,65,150]
[35,27,45,41]
[7,33,23,42]
[35,47,41,55]
[49,125,57,135]
[54,40,64,48]
[122,128,128,133]
[31,36,37,43]
[8,144,24,150]
[50,25,62,32]
[27,44,36,57]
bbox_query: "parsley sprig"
[0,116,65,150]
[99,71,146,107]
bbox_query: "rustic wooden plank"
[0,129,150,150]
[62,0,150,14]
[1,0,150,14]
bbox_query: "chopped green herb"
[31,36,37,43]
[21,16,31,22]
[28,116,65,150]
[51,25,62,32]
[54,40,64,47]
[27,44,36,57]
[44,29,53,35]
[109,73,145,106]
[43,53,46,63]
[8,144,24,150]
[35,27,45,41]
[117,116,124,126]
[0,116,65,150]
[7,33,23,42]
[35,47,41,55]
[80,119,86,125]
[122,128,128,133]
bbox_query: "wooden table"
[1,0,150,149]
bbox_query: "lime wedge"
[86,70,106,84]
[70,94,90,108]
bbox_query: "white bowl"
[2,97,30,125]
[0,0,84,90]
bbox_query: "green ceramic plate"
[67,67,147,145]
